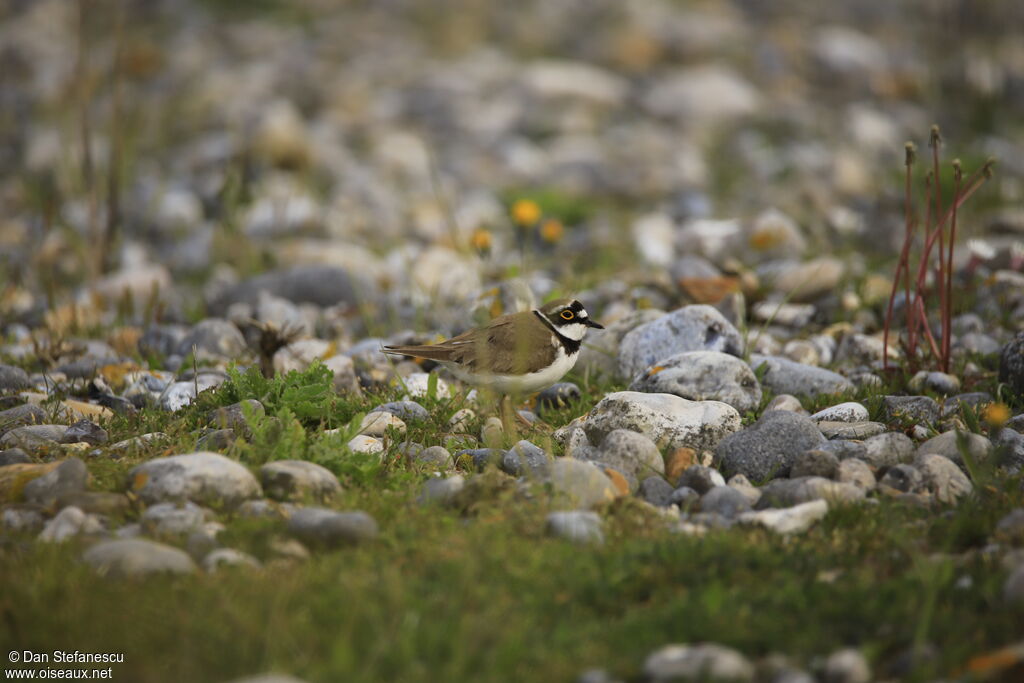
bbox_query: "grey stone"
[699,486,751,518]
[941,392,994,416]
[197,429,236,451]
[998,331,1024,397]
[0,448,31,466]
[236,500,292,520]
[323,354,362,395]
[261,460,341,502]
[823,648,871,683]
[996,428,1024,470]
[375,401,429,422]
[739,499,829,535]
[60,419,108,446]
[287,508,379,547]
[202,548,261,572]
[618,305,743,380]
[536,382,582,412]
[791,450,839,479]
[749,355,854,398]
[411,445,454,469]
[757,477,865,508]
[862,432,915,468]
[0,424,68,450]
[915,453,973,503]
[638,476,675,507]
[669,486,701,509]
[676,465,725,494]
[995,509,1024,544]
[810,402,869,423]
[837,459,876,489]
[83,538,197,577]
[128,451,261,507]
[0,403,47,435]
[584,391,740,453]
[764,395,805,413]
[208,400,264,440]
[916,430,993,468]
[177,318,246,359]
[3,507,44,533]
[160,373,228,411]
[881,395,940,425]
[459,448,505,471]
[727,474,762,506]
[1004,564,1024,604]
[359,411,407,438]
[24,458,88,507]
[418,475,465,505]
[0,364,31,392]
[585,430,664,492]
[816,439,868,461]
[715,411,827,482]
[547,511,604,545]
[501,440,551,477]
[546,458,618,508]
[629,351,761,414]
[38,506,104,543]
[878,464,923,493]
[908,371,960,395]
[643,642,754,682]
[818,421,887,440]
[141,501,208,537]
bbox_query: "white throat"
[555,322,587,341]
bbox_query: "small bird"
[383,298,603,395]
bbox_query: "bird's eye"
[560,310,575,320]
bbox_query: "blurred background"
[2,0,1023,339]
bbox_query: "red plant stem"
[941,167,962,373]
[908,174,936,359]
[883,147,917,372]
[915,296,942,361]
[931,133,948,371]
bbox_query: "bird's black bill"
[584,319,604,329]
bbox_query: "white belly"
[445,347,578,395]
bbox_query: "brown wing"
[384,311,557,374]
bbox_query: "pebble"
[817,421,887,440]
[0,424,68,451]
[202,548,261,573]
[260,460,341,502]
[0,403,47,434]
[208,400,264,440]
[638,476,675,507]
[739,499,829,535]
[83,538,197,577]
[583,391,740,454]
[582,430,664,492]
[881,395,939,426]
[418,475,466,505]
[176,318,247,360]
[546,458,619,508]
[501,440,551,477]
[0,448,31,466]
[996,428,1024,470]
[749,355,854,398]
[0,364,31,391]
[410,445,454,469]
[810,402,868,423]
[1003,564,1024,604]
[546,511,604,545]
[618,305,744,379]
[359,411,407,437]
[915,430,992,468]
[536,382,582,412]
[480,417,504,448]
[160,373,227,411]
[699,486,752,518]
[347,435,385,456]
[837,459,876,490]
[676,465,726,494]
[447,408,475,432]
[908,371,961,395]
[287,508,379,548]
[764,395,805,413]
[715,410,826,482]
[402,372,451,399]
[3,507,45,533]
[823,647,871,683]
[670,486,701,510]
[24,457,88,507]
[127,451,262,508]
[915,454,973,503]
[861,432,915,468]
[791,450,840,479]
[576,309,665,379]
[629,351,762,414]
[757,477,865,508]
[60,419,108,446]
[140,501,208,537]
[38,506,105,543]
[878,464,923,493]
[643,643,754,682]
[376,401,430,422]
[998,331,1024,397]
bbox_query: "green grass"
[3,366,1024,681]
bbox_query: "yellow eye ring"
[560,310,575,320]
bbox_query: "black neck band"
[533,310,581,356]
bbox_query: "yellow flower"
[539,218,564,244]
[469,227,493,252]
[511,199,541,227]
[982,402,1011,428]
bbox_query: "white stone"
[739,499,829,535]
